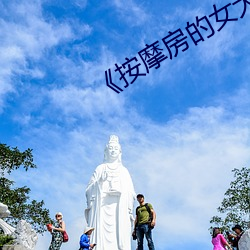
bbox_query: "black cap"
[136,194,144,198]
[232,225,243,231]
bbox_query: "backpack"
[136,203,154,229]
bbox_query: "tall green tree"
[210,167,250,232]
[0,143,52,233]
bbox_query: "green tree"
[210,167,250,232]
[0,143,52,233]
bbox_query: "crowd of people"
[47,209,249,250]
[47,211,248,250]
[47,192,156,250]
[212,224,246,250]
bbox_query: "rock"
[238,229,250,250]
[2,245,26,250]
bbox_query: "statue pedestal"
[1,245,26,250]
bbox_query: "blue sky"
[1,0,250,249]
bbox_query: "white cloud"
[48,84,126,120]
[73,0,88,9]
[81,47,118,85]
[0,2,73,58]
[196,23,239,63]
[112,0,148,26]
[0,1,74,111]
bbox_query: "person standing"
[79,227,96,250]
[211,227,232,250]
[231,225,244,250]
[49,212,66,250]
[133,194,156,250]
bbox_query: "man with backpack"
[132,194,156,250]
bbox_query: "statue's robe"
[85,163,135,250]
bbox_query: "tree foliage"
[210,167,250,232]
[0,143,52,233]
[0,144,36,175]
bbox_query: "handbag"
[46,224,52,232]
[62,231,69,242]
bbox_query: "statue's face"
[107,142,121,160]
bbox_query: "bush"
[0,234,14,247]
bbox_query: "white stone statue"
[239,229,250,250]
[0,202,15,235]
[0,203,37,250]
[13,220,38,250]
[0,202,11,218]
[85,135,136,250]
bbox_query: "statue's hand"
[129,213,135,222]
[101,171,108,181]
[86,195,95,209]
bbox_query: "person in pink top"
[212,227,232,250]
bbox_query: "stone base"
[1,245,26,250]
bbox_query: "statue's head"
[104,135,122,163]
[0,202,10,218]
